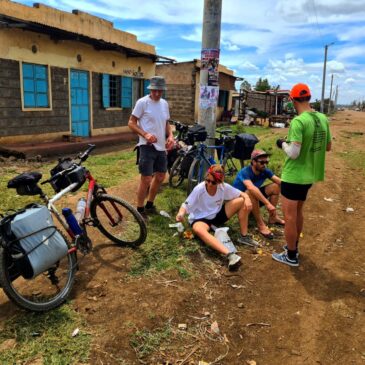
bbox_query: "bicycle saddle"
[7,171,42,188]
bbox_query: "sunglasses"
[256,160,269,165]
[205,178,217,185]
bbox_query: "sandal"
[268,219,285,227]
[259,230,274,240]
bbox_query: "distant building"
[0,0,170,144]
[156,60,240,124]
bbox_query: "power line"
[309,0,324,45]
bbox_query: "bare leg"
[137,175,153,207]
[265,184,285,224]
[147,172,166,203]
[296,201,305,240]
[246,191,271,234]
[281,195,299,251]
[224,197,252,236]
[192,221,229,255]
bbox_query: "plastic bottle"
[214,227,237,253]
[208,156,216,164]
[160,210,171,218]
[62,208,83,236]
[74,197,86,223]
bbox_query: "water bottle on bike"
[62,208,83,236]
[74,197,86,223]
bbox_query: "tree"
[255,78,271,91]
[240,79,251,91]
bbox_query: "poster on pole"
[199,85,219,109]
[201,48,220,86]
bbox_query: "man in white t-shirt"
[128,76,174,217]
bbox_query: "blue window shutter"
[102,74,110,108]
[121,76,132,108]
[22,63,49,108]
[143,79,150,96]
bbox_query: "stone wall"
[0,58,69,138]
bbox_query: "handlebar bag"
[50,158,86,192]
[187,125,207,145]
[7,172,42,196]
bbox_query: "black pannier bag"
[232,133,259,160]
[7,172,42,196]
[187,125,207,145]
[50,158,86,193]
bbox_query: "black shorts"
[191,204,228,228]
[281,181,312,201]
[139,145,168,176]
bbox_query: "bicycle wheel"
[90,194,147,247]
[169,155,184,187]
[222,155,238,176]
[0,234,77,312]
[187,158,209,195]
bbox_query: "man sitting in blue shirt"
[233,149,285,239]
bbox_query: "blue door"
[70,69,90,137]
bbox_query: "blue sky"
[16,0,365,104]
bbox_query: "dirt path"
[1,111,364,364]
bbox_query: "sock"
[145,201,154,209]
[287,249,297,260]
[137,206,145,213]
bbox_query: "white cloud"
[309,74,321,84]
[327,60,345,73]
[238,61,259,71]
[345,78,355,84]
[181,27,201,42]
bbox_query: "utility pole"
[320,42,334,113]
[334,85,338,111]
[328,74,334,114]
[199,0,222,148]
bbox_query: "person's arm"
[165,121,174,150]
[271,175,281,185]
[128,115,157,144]
[176,205,187,222]
[239,190,252,211]
[243,180,274,212]
[276,139,301,159]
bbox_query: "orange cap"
[290,83,311,99]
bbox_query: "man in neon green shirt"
[272,83,332,267]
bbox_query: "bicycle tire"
[169,155,184,188]
[0,233,77,312]
[90,194,147,247]
[187,158,209,195]
[222,155,238,176]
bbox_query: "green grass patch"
[339,150,365,173]
[130,323,172,360]
[0,305,91,364]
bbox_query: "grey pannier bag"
[10,205,68,279]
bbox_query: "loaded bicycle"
[0,144,147,312]
[186,129,244,194]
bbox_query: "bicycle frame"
[195,143,226,182]
[44,170,123,252]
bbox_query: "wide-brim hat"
[147,76,167,90]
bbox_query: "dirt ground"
[1,110,364,365]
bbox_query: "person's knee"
[154,172,166,183]
[141,175,153,186]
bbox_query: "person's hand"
[176,213,184,222]
[276,138,285,149]
[144,133,157,144]
[243,194,252,210]
[166,136,175,150]
[266,203,276,215]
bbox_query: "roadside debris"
[71,328,80,337]
[345,207,354,213]
[324,197,334,202]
